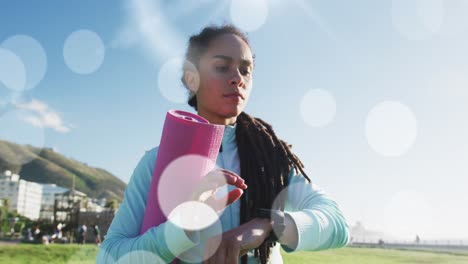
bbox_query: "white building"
[85,198,105,213]
[40,184,69,222]
[0,170,43,220]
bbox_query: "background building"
[40,184,69,222]
[0,170,43,220]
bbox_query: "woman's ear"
[183,61,200,93]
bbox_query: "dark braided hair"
[181,24,311,264]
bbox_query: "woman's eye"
[240,68,251,76]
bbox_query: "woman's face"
[187,33,254,125]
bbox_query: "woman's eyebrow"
[212,55,253,67]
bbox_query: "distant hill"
[0,140,126,202]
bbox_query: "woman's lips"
[223,92,244,99]
[223,94,243,102]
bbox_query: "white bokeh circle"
[114,250,165,264]
[0,108,45,165]
[300,89,337,127]
[0,47,26,92]
[365,101,417,157]
[230,0,269,32]
[157,155,227,222]
[167,201,219,231]
[63,29,105,74]
[391,0,443,40]
[0,83,11,113]
[1,35,47,90]
[383,190,434,239]
[165,208,223,263]
[158,58,197,103]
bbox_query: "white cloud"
[111,0,200,62]
[14,99,72,133]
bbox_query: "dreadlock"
[182,24,311,264]
[236,112,310,264]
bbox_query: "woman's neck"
[197,110,237,125]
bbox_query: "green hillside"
[0,140,125,202]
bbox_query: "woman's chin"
[222,107,243,118]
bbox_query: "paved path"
[0,239,21,246]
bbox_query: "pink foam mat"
[140,110,225,234]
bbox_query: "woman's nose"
[229,70,243,86]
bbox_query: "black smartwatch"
[255,208,286,243]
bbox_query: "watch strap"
[255,208,286,243]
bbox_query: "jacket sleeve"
[282,169,349,252]
[96,147,199,263]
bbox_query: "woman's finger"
[205,188,244,211]
[219,169,247,189]
[204,169,247,189]
[218,169,245,184]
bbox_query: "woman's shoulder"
[143,146,159,161]
[127,146,159,186]
[136,146,159,168]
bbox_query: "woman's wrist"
[277,213,298,249]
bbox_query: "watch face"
[255,208,286,241]
[271,211,286,241]
[272,210,285,224]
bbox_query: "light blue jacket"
[96,124,349,263]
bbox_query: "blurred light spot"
[0,47,26,92]
[391,0,443,40]
[168,201,219,230]
[166,207,223,263]
[300,89,336,127]
[365,101,417,157]
[230,0,269,32]
[1,35,47,90]
[158,155,222,220]
[0,83,11,113]
[158,58,194,103]
[63,30,105,74]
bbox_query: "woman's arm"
[96,148,199,263]
[281,169,350,252]
[202,169,349,262]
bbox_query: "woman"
[97,24,349,264]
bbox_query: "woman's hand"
[202,218,273,264]
[185,169,247,238]
[191,169,248,212]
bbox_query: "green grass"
[283,247,468,264]
[0,244,98,264]
[1,244,468,263]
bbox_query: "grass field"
[1,244,468,263]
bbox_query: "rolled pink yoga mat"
[140,110,225,235]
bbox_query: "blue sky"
[1,0,468,241]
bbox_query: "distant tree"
[0,199,10,234]
[105,199,118,212]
